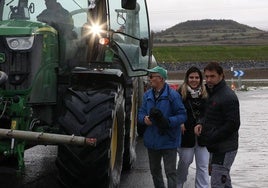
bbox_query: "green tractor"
[0,0,153,187]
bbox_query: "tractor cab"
[0,0,150,76]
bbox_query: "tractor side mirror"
[121,0,136,10]
[140,38,149,56]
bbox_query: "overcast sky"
[146,0,268,31]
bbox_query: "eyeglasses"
[149,75,161,79]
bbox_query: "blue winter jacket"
[138,83,187,150]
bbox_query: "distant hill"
[153,19,268,45]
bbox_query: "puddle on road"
[231,88,268,188]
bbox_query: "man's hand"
[144,116,152,126]
[181,124,186,135]
[194,124,202,136]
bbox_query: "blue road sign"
[233,70,244,77]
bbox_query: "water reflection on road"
[231,87,268,188]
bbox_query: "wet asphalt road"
[0,145,59,188]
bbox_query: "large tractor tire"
[56,82,125,188]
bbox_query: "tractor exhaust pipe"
[0,128,97,146]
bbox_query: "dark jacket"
[179,91,207,147]
[138,83,187,150]
[37,3,74,39]
[202,80,240,153]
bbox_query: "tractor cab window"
[108,0,150,76]
[1,0,88,38]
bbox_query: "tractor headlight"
[6,36,34,50]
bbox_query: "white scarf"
[187,86,202,98]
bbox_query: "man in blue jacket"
[138,66,187,188]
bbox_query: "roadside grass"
[153,45,268,62]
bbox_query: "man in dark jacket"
[37,0,74,39]
[195,62,240,188]
[138,66,187,188]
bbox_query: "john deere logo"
[0,53,5,63]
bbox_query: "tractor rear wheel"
[56,83,125,188]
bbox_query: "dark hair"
[204,62,224,77]
[184,66,203,85]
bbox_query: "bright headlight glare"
[82,22,105,38]
[6,36,34,50]
[91,24,102,35]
